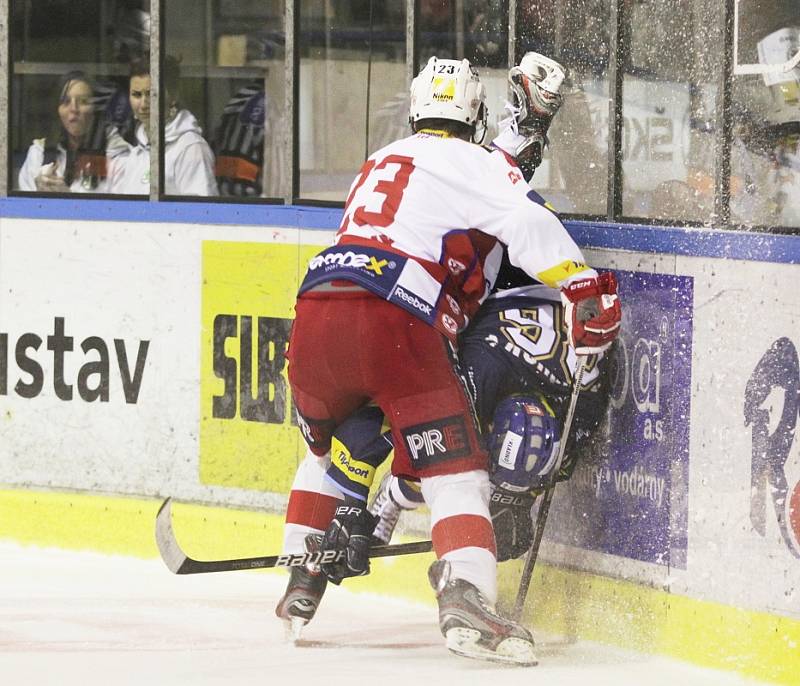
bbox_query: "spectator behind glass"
[107,55,218,196]
[18,71,109,193]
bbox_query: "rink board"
[0,198,799,683]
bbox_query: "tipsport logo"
[744,337,800,558]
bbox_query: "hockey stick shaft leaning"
[155,497,433,575]
[510,356,588,622]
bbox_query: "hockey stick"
[510,356,588,622]
[155,497,433,575]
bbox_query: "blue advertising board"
[548,270,693,568]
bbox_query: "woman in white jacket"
[18,71,108,193]
[107,55,219,196]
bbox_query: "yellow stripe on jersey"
[536,260,592,288]
[330,436,377,488]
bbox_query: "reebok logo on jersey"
[393,286,433,316]
[402,416,471,467]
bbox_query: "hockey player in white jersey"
[369,51,615,559]
[277,54,621,666]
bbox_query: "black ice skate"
[274,536,328,641]
[428,559,538,666]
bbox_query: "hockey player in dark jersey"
[368,276,610,560]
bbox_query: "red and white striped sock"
[421,469,498,605]
[283,449,343,553]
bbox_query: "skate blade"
[282,616,307,643]
[445,627,539,667]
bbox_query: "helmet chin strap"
[472,103,488,144]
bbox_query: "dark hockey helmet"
[487,394,560,493]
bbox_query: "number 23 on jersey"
[338,155,416,236]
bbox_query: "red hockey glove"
[560,272,622,355]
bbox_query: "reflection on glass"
[165,0,285,198]
[10,0,151,194]
[622,0,723,222]
[417,1,508,150]
[729,1,800,228]
[299,1,406,201]
[419,0,508,69]
[517,0,610,215]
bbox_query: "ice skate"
[275,537,328,641]
[428,560,538,666]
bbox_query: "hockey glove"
[320,496,378,585]
[489,487,536,562]
[561,272,622,355]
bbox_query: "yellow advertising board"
[200,239,323,494]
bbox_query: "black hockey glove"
[320,496,378,585]
[489,487,536,562]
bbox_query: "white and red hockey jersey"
[300,130,594,340]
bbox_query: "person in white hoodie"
[18,71,110,193]
[107,55,218,196]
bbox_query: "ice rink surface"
[0,542,769,686]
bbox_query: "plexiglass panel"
[729,0,800,228]
[11,0,150,194]
[163,0,285,198]
[517,0,610,215]
[621,0,725,222]
[417,0,509,147]
[298,1,406,202]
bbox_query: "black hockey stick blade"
[155,497,433,575]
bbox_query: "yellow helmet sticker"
[432,76,456,102]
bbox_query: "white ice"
[0,542,767,686]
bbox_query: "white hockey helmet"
[509,51,566,133]
[506,52,567,178]
[409,56,487,140]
